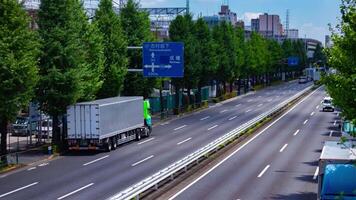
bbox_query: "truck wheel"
[105,141,112,152]
[136,132,141,141]
[113,138,117,150]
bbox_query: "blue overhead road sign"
[143,42,184,77]
[288,56,299,66]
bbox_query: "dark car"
[11,116,30,136]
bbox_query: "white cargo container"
[66,97,151,151]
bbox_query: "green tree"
[169,14,197,113]
[95,0,127,98]
[313,43,326,66]
[193,18,217,104]
[120,0,155,98]
[80,22,105,101]
[212,21,236,95]
[37,0,101,145]
[231,27,245,93]
[266,39,283,84]
[0,0,39,159]
[323,0,356,123]
[245,32,267,86]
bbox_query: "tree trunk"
[174,85,180,115]
[0,119,8,164]
[216,80,221,97]
[159,80,164,119]
[197,82,202,106]
[237,78,241,96]
[223,81,227,95]
[52,115,60,146]
[229,81,233,94]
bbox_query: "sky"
[139,0,342,44]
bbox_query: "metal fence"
[109,85,313,200]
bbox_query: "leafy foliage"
[95,0,127,98]
[323,0,356,123]
[120,0,155,98]
[0,0,39,156]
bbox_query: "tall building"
[218,5,238,26]
[203,15,220,28]
[303,38,323,59]
[251,18,259,32]
[258,13,284,37]
[286,29,299,39]
[236,20,245,29]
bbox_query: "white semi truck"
[66,96,152,151]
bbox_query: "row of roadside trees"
[168,14,307,113]
[0,0,154,159]
[0,0,308,159]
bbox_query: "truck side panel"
[99,98,143,139]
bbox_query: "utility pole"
[186,0,190,14]
[285,9,290,38]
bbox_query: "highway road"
[0,81,312,200]
[167,87,340,200]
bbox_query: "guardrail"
[109,85,314,200]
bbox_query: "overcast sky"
[139,0,341,44]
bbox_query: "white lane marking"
[160,122,169,126]
[329,131,334,137]
[245,109,252,113]
[276,96,280,98]
[174,125,187,131]
[258,104,263,107]
[268,99,273,102]
[316,105,320,109]
[0,182,39,198]
[131,155,154,167]
[333,120,337,126]
[303,119,308,125]
[313,167,319,180]
[229,116,237,121]
[257,165,270,178]
[293,129,300,136]
[83,155,109,166]
[247,99,253,102]
[27,167,36,171]
[279,144,288,152]
[177,138,192,145]
[235,104,241,107]
[220,109,228,113]
[38,163,49,167]
[200,116,210,121]
[310,111,315,116]
[138,137,155,145]
[207,125,218,131]
[168,88,320,200]
[57,183,94,200]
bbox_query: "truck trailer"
[66,96,152,151]
[318,141,356,199]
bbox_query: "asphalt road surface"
[0,81,313,200]
[169,87,340,200]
